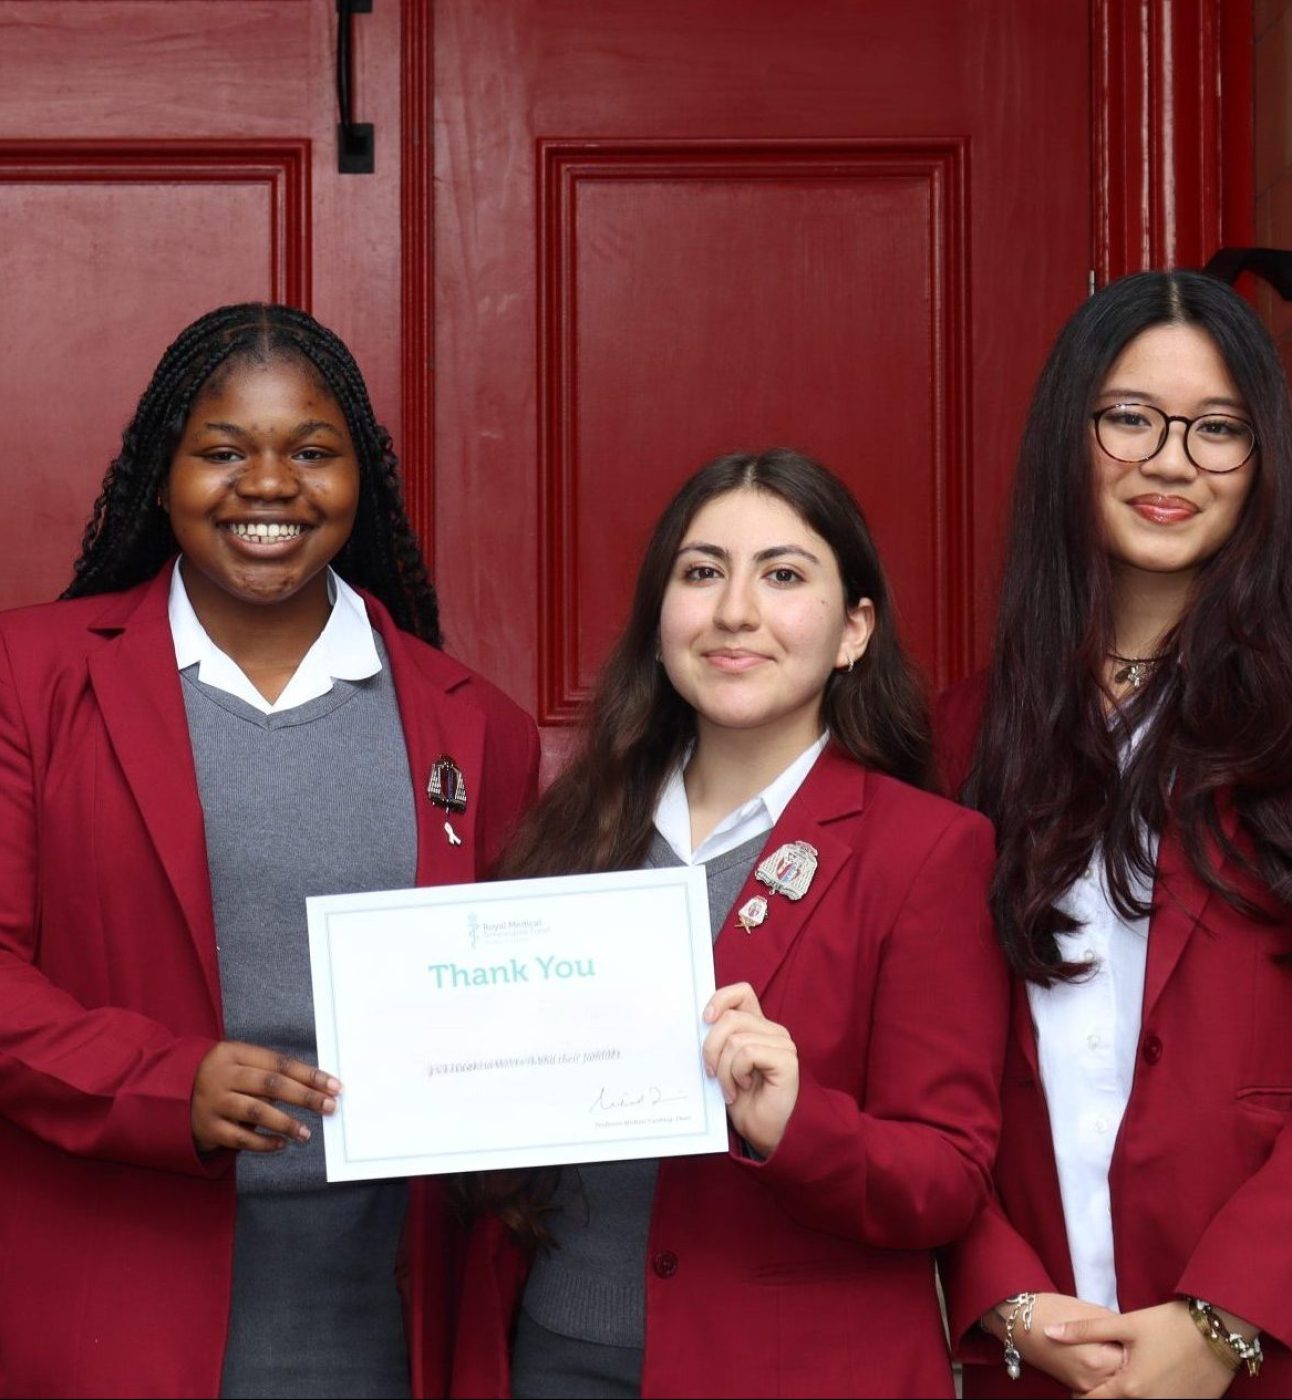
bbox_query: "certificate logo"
[464,911,550,948]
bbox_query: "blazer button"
[651,1250,679,1278]
[1142,1034,1163,1064]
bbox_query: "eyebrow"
[1098,390,1249,413]
[199,419,344,439]
[676,541,823,566]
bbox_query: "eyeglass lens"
[1096,404,1254,472]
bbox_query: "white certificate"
[307,867,730,1181]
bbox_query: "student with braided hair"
[0,303,538,1397]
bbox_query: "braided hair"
[63,303,441,646]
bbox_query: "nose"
[712,573,759,632]
[234,449,301,500]
[1142,420,1198,481]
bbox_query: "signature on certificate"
[590,1085,687,1113]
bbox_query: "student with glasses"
[937,270,1292,1397]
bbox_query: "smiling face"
[658,488,874,751]
[1093,322,1257,585]
[162,355,360,621]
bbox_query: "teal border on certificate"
[318,869,720,1170]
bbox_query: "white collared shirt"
[167,562,382,714]
[653,733,828,865]
[1028,813,1157,1311]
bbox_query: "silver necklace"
[1108,652,1159,689]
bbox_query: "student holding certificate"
[0,304,538,1398]
[937,271,1292,1396]
[450,449,1009,1398]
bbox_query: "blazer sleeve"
[1175,1121,1292,1349]
[737,811,1010,1250]
[940,1196,1060,1361]
[0,632,220,1177]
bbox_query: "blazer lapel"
[1017,811,1233,1073]
[1142,810,1233,1021]
[1013,979,1041,1080]
[87,569,221,1007]
[713,746,863,1000]
[367,601,486,889]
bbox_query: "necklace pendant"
[1113,660,1149,688]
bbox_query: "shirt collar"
[654,732,828,866]
[167,562,381,714]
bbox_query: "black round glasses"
[1091,402,1257,474]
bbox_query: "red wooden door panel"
[539,142,967,724]
[1,1,1250,754]
[0,0,400,609]
[430,0,1092,760]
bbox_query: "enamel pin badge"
[755,841,818,902]
[427,755,467,813]
[427,755,467,846]
[736,895,768,934]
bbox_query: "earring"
[846,653,855,674]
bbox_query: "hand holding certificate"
[307,866,730,1180]
[700,981,801,1158]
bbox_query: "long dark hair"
[460,447,930,1245]
[963,270,1292,982]
[62,303,441,645]
[501,447,930,881]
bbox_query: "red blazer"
[448,746,1009,1399]
[935,675,1292,1397]
[0,563,539,1400]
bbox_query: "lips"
[703,648,769,673]
[1127,494,1200,525]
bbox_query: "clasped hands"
[986,1294,1243,1398]
[191,1040,342,1154]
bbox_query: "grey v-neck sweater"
[181,648,418,1399]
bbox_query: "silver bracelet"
[1002,1291,1037,1381]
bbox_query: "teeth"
[227,522,304,541]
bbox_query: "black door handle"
[337,0,375,175]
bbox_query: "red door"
[1,1,1253,766]
[0,0,403,608]
[428,0,1091,763]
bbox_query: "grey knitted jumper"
[180,646,417,1400]
[511,830,765,1400]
